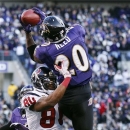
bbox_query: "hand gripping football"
[21,9,40,26]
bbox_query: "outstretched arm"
[30,62,71,112]
[25,33,36,48]
[25,33,42,63]
[20,7,46,63]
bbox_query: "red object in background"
[99,102,106,115]
[4,50,9,56]
[116,101,121,107]
[21,9,40,26]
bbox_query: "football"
[21,9,40,26]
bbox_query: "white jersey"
[21,89,63,130]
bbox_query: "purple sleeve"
[10,107,27,125]
[10,111,15,123]
[34,45,46,61]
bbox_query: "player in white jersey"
[19,62,71,130]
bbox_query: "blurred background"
[0,0,130,130]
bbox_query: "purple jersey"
[11,107,27,129]
[35,24,92,86]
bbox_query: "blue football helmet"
[31,66,57,91]
[19,66,57,99]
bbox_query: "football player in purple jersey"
[0,107,28,130]
[20,7,93,130]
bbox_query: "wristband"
[61,77,71,88]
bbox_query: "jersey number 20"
[55,44,89,74]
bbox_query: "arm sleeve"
[10,110,15,123]
[34,45,47,61]
[0,121,14,130]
